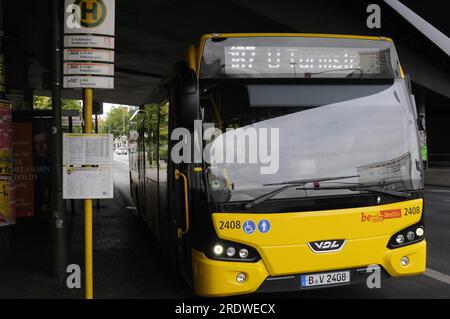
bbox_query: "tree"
[33,96,83,132]
[99,106,131,138]
[33,96,82,114]
[61,99,82,113]
[33,96,52,109]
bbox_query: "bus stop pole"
[83,88,93,299]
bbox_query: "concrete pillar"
[50,0,67,281]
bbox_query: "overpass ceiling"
[226,0,450,98]
[399,0,449,37]
[2,0,449,105]
[4,0,293,105]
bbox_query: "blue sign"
[243,220,256,234]
[258,220,271,233]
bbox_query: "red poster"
[0,101,14,226]
[11,122,34,217]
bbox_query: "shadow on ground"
[0,187,191,299]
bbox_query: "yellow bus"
[129,33,426,297]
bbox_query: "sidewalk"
[425,168,450,187]
[0,186,190,298]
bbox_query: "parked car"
[115,147,128,155]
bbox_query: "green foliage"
[159,103,169,160]
[33,96,82,114]
[61,99,82,113]
[99,106,131,138]
[33,96,52,109]
[34,96,83,132]
[143,103,169,164]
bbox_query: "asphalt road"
[113,154,450,298]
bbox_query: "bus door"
[169,63,200,280]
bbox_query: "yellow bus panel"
[192,199,426,296]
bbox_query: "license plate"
[301,270,350,288]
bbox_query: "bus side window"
[144,104,159,175]
[129,122,138,171]
[158,101,169,169]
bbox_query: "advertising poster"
[32,119,52,219]
[11,115,53,220]
[0,178,14,226]
[11,122,34,218]
[0,101,14,226]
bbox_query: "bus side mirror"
[175,62,199,131]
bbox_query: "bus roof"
[200,33,393,43]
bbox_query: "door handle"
[175,169,190,238]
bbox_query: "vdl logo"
[66,0,107,29]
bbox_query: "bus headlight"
[406,231,415,241]
[213,244,224,255]
[388,222,425,249]
[395,234,405,244]
[226,247,236,257]
[205,239,260,262]
[239,249,249,259]
[416,227,424,237]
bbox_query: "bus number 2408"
[219,221,241,230]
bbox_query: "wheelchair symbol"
[243,220,256,234]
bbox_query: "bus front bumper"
[191,240,426,297]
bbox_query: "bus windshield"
[201,80,422,204]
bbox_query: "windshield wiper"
[243,175,359,209]
[348,185,412,198]
[299,184,412,198]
